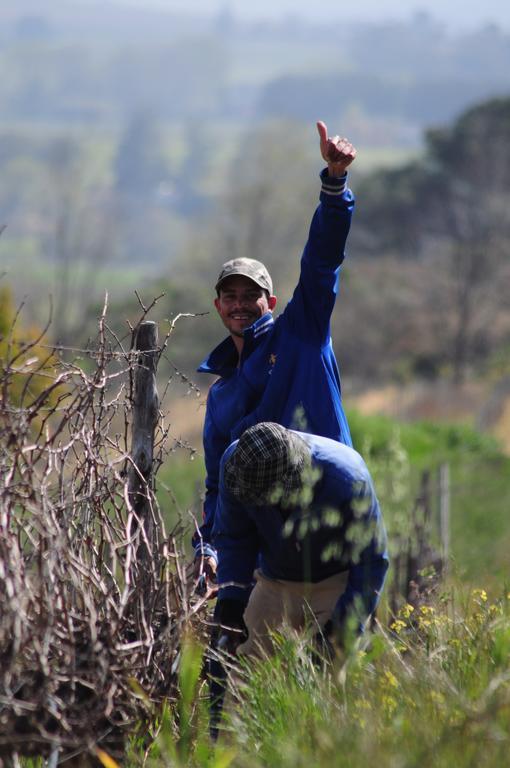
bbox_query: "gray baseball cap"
[215,257,273,295]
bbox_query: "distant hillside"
[0,2,508,133]
[0,0,206,43]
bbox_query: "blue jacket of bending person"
[213,431,389,632]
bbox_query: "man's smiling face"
[214,275,276,338]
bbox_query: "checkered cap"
[215,258,273,295]
[223,423,310,505]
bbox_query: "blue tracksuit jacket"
[213,433,389,628]
[195,170,355,559]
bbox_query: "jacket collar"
[197,312,275,376]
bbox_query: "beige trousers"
[237,568,349,656]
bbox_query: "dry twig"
[0,303,204,764]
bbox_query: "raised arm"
[282,121,357,345]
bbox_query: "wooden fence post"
[128,320,160,560]
[438,462,450,571]
[388,463,451,614]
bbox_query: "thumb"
[316,120,328,151]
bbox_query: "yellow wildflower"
[382,670,399,689]
[418,617,432,629]
[430,690,445,707]
[448,709,464,727]
[399,603,415,619]
[381,694,398,717]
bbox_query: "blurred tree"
[114,112,169,202]
[354,98,510,383]
[171,120,211,217]
[14,15,53,42]
[257,69,500,130]
[0,283,58,412]
[108,38,228,120]
[205,120,316,298]
[113,112,182,268]
[452,24,510,81]
[349,14,446,78]
[43,137,116,346]
[0,285,13,339]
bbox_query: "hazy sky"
[116,0,510,32]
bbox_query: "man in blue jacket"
[194,122,357,587]
[212,422,388,656]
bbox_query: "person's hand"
[194,554,218,597]
[216,626,247,656]
[317,121,357,178]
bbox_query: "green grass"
[13,409,509,766]
[228,593,510,768]
[126,587,510,768]
[348,410,510,582]
[156,452,205,553]
[347,409,502,466]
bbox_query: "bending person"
[212,422,389,657]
